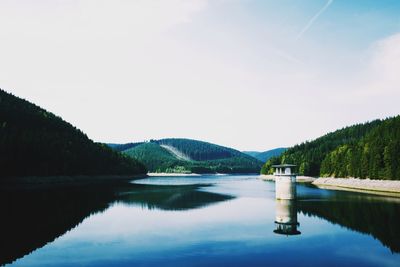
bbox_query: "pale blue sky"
[1,0,399,151]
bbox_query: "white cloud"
[341,32,400,99]
[367,33,400,94]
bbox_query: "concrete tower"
[273,164,297,200]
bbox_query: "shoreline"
[0,173,258,187]
[260,175,400,197]
[312,177,400,195]
[6,174,399,197]
[0,174,147,188]
[259,174,316,183]
[147,173,258,177]
[147,173,202,177]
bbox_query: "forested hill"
[155,138,244,161]
[115,138,263,174]
[261,116,400,180]
[0,89,146,178]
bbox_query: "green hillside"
[121,139,263,174]
[124,142,180,172]
[0,89,146,178]
[261,116,400,180]
[156,138,243,161]
[244,148,286,162]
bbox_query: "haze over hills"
[243,148,286,162]
[0,89,146,178]
[261,116,400,180]
[111,138,263,174]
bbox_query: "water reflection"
[0,184,115,266]
[0,181,233,266]
[118,183,234,210]
[1,177,400,266]
[297,189,400,253]
[274,200,301,236]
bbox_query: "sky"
[1,0,400,151]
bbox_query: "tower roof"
[272,164,296,168]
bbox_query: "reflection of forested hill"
[298,195,400,253]
[119,184,233,210]
[0,182,233,265]
[0,184,116,265]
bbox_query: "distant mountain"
[242,151,260,158]
[117,138,263,174]
[243,148,286,162]
[261,116,400,180]
[0,89,146,178]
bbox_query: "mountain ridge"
[243,148,286,162]
[112,138,263,174]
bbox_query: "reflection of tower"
[274,200,301,236]
[273,164,296,200]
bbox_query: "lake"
[1,175,400,266]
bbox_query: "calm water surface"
[1,175,400,266]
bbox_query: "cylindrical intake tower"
[272,164,297,200]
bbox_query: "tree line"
[320,116,400,179]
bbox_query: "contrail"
[296,0,334,39]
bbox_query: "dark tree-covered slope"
[320,116,400,179]
[0,89,146,178]
[261,116,400,180]
[120,139,263,174]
